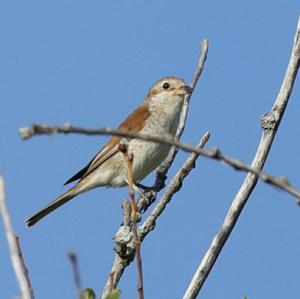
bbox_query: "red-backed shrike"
[26,77,192,226]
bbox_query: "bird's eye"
[163,82,170,89]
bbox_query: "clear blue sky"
[1,1,300,298]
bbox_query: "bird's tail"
[26,184,83,227]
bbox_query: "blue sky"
[1,1,300,298]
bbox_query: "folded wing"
[64,102,150,185]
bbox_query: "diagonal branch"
[0,177,34,299]
[182,16,300,299]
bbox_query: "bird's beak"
[179,85,193,95]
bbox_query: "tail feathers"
[26,185,82,227]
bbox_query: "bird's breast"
[127,99,183,182]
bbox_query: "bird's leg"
[134,183,157,214]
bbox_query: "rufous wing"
[64,102,150,185]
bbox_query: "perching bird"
[26,77,192,227]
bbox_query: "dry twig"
[0,177,34,299]
[19,124,300,201]
[182,16,300,299]
[68,252,82,299]
[119,144,144,299]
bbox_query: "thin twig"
[0,177,34,299]
[18,123,300,201]
[190,39,209,89]
[19,123,104,140]
[119,144,144,299]
[182,16,300,299]
[68,251,82,299]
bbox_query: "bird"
[26,76,192,227]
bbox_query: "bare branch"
[182,16,300,299]
[0,177,34,299]
[19,123,107,140]
[190,39,209,89]
[18,123,300,201]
